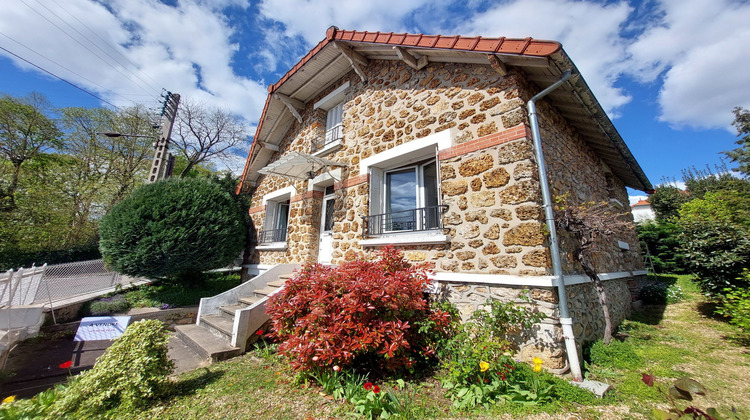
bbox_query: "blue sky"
[1,0,749,199]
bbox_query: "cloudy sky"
[1,0,749,196]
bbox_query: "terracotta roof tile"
[237,26,562,193]
[631,199,651,207]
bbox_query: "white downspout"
[527,69,583,382]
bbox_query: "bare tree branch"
[171,99,249,177]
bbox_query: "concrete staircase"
[175,264,300,363]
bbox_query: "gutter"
[527,69,583,382]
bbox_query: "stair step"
[220,304,246,316]
[266,279,286,288]
[238,295,261,306]
[201,314,234,337]
[175,324,241,363]
[254,286,279,297]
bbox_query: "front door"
[318,191,335,264]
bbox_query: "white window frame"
[258,187,295,250]
[359,130,453,247]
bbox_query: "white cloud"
[457,0,634,116]
[0,0,267,123]
[626,0,750,130]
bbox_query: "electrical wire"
[49,0,163,93]
[0,44,121,110]
[18,0,160,99]
[0,31,138,105]
[38,0,164,95]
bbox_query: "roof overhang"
[238,26,652,194]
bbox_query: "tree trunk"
[575,248,613,344]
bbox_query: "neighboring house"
[631,198,656,223]
[237,27,652,370]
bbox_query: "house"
[631,198,656,222]
[234,27,652,373]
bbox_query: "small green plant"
[351,380,404,419]
[0,386,64,419]
[715,270,750,335]
[640,282,684,304]
[641,374,730,419]
[89,294,131,315]
[50,319,174,416]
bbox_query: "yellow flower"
[479,361,489,372]
[532,357,543,372]
[2,395,15,404]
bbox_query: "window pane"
[323,198,335,231]
[386,168,416,231]
[422,161,439,229]
[276,202,289,231]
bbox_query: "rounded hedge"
[99,177,245,280]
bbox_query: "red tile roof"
[267,26,561,94]
[631,199,651,207]
[238,27,563,193]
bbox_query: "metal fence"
[31,259,122,305]
[0,265,46,307]
[258,228,288,244]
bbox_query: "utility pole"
[147,91,180,183]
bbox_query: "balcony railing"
[311,124,343,153]
[258,228,288,244]
[362,205,448,237]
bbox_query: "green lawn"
[20,274,750,419]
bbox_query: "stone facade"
[244,57,646,367]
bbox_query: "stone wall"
[438,276,639,368]
[247,58,643,278]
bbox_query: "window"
[313,82,349,154]
[360,130,451,245]
[260,199,290,243]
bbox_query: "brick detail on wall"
[290,190,324,203]
[248,205,265,215]
[334,173,369,190]
[438,125,532,160]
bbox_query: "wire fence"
[32,259,123,305]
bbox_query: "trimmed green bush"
[99,177,245,281]
[89,294,131,315]
[51,319,174,415]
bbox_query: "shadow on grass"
[628,304,668,326]
[170,367,225,398]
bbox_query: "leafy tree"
[99,177,246,281]
[677,190,750,296]
[649,185,689,221]
[0,93,61,209]
[723,106,750,177]
[636,220,688,274]
[171,99,249,177]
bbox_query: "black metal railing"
[362,205,448,237]
[311,124,343,153]
[258,228,288,244]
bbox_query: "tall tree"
[171,99,249,177]
[0,93,61,209]
[723,106,750,177]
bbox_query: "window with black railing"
[312,124,343,153]
[363,205,447,237]
[258,227,288,244]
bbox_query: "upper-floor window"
[312,82,349,154]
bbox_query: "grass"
[82,271,242,315]
[48,273,750,418]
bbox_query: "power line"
[18,0,160,99]
[0,44,121,110]
[49,0,163,93]
[0,31,140,105]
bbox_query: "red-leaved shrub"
[266,246,453,372]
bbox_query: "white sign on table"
[74,316,131,341]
